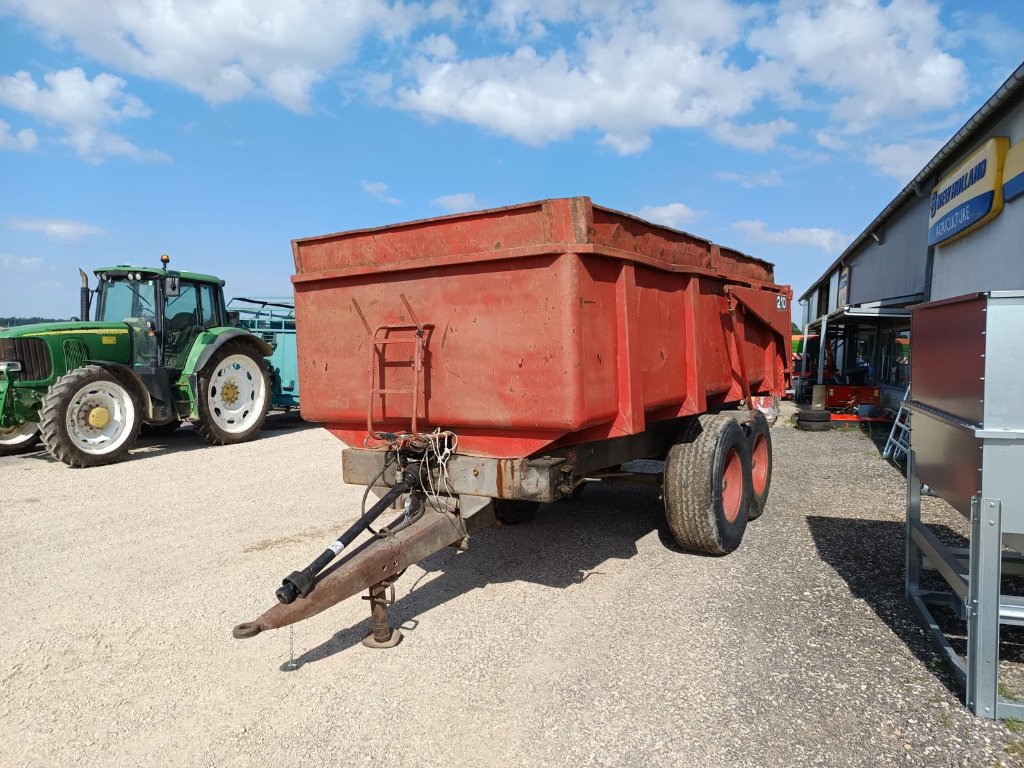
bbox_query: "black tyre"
[0,423,42,456]
[796,420,831,432]
[141,420,181,436]
[194,342,271,445]
[743,410,773,521]
[664,414,752,555]
[39,365,142,467]
[797,409,831,422]
[493,499,540,525]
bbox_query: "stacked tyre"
[796,409,831,432]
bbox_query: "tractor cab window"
[98,277,158,323]
[163,282,203,369]
[98,276,159,365]
[198,284,219,327]
[165,283,200,330]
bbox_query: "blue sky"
[1,0,1022,320]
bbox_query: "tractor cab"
[94,260,227,371]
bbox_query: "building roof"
[799,61,1024,303]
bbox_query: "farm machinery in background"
[0,255,299,467]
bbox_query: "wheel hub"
[87,406,111,429]
[221,380,240,406]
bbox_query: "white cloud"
[636,203,699,230]
[815,132,848,151]
[710,119,796,152]
[748,0,967,133]
[396,3,788,155]
[716,170,782,188]
[417,34,458,61]
[395,1,968,154]
[732,220,850,254]
[362,180,400,205]
[0,119,37,151]
[432,192,478,213]
[0,0,450,113]
[0,0,974,158]
[864,138,946,182]
[7,217,105,243]
[0,253,44,270]
[0,68,166,162]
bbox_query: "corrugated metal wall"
[846,197,930,305]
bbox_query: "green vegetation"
[0,316,68,327]
[1004,718,1024,733]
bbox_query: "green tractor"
[0,255,273,467]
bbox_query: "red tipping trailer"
[234,197,792,647]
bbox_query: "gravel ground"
[2,407,1023,767]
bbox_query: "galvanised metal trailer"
[905,291,1024,719]
[233,197,792,647]
[227,297,300,411]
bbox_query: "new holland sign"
[1004,139,1024,204]
[928,137,1009,246]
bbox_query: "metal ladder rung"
[882,385,912,461]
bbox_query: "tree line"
[0,317,69,327]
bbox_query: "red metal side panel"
[292,198,791,458]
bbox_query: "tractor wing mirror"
[165,276,180,297]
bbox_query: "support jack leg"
[362,579,403,649]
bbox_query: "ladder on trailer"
[882,386,911,461]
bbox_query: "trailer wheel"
[39,365,142,467]
[194,342,270,445]
[743,410,772,521]
[493,500,540,525]
[663,414,752,555]
[0,422,41,455]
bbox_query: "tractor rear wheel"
[194,342,270,445]
[0,422,41,455]
[663,414,752,555]
[39,365,142,467]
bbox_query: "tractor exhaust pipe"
[79,269,90,321]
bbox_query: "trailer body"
[292,197,791,459]
[233,198,791,645]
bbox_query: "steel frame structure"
[905,291,1024,719]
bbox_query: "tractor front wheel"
[194,342,270,445]
[0,422,42,456]
[39,365,142,467]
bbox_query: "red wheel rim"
[751,434,768,497]
[721,447,743,523]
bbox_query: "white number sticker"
[776,295,788,311]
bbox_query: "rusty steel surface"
[233,510,474,639]
[292,197,792,458]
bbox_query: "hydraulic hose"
[275,464,419,604]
